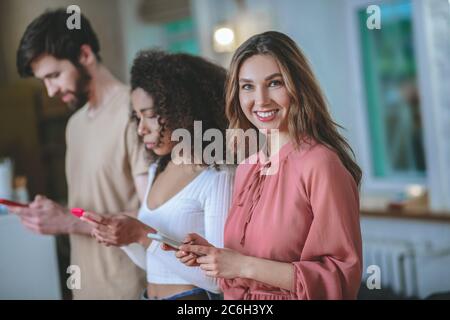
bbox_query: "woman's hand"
[178,234,249,279]
[167,233,211,267]
[81,212,155,247]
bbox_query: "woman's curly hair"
[130,50,228,175]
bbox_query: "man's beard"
[62,65,91,111]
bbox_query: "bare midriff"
[147,283,197,299]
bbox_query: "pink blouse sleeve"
[292,157,362,299]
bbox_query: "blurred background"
[0,0,449,299]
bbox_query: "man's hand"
[7,195,84,235]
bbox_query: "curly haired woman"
[82,50,235,300]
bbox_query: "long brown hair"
[225,31,362,186]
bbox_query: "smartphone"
[70,208,96,223]
[71,208,84,218]
[147,232,183,249]
[0,198,28,208]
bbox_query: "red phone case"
[71,208,85,218]
[0,198,28,208]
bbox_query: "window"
[164,18,200,55]
[358,0,426,179]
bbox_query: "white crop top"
[122,163,235,293]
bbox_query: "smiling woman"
[238,54,291,132]
[175,31,363,300]
[226,33,362,184]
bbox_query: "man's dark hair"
[17,8,101,77]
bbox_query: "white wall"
[117,0,167,83]
[413,0,450,210]
[0,215,61,299]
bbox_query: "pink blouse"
[220,140,362,300]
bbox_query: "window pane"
[164,18,200,55]
[358,0,426,178]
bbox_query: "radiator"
[362,239,418,297]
